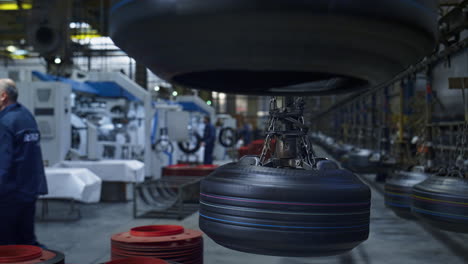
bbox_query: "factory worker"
[0,79,47,246]
[202,116,216,165]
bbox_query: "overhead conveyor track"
[312,0,468,122]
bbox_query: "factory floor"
[36,148,468,264]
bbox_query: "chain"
[295,97,317,167]
[259,97,277,164]
[259,96,319,168]
[299,115,317,167]
[462,123,467,159]
[452,122,468,171]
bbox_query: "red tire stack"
[162,164,218,177]
[106,257,171,264]
[248,140,265,155]
[237,146,249,158]
[238,139,276,159]
[111,225,203,264]
[0,245,65,264]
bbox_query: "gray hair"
[0,79,18,102]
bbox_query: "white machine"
[214,114,237,161]
[71,113,88,157]
[173,95,217,164]
[15,71,195,180]
[151,101,190,178]
[0,65,45,82]
[17,82,72,167]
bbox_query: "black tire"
[348,150,378,173]
[110,0,438,95]
[412,175,468,233]
[219,127,236,148]
[153,139,174,154]
[178,132,202,154]
[384,170,429,219]
[200,163,371,257]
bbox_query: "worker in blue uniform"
[202,116,216,165]
[0,79,47,246]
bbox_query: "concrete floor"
[36,148,468,264]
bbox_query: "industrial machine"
[214,114,237,161]
[150,101,190,178]
[174,95,215,164]
[0,65,45,82]
[16,81,72,167]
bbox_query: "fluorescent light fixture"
[0,2,32,10]
[6,45,16,53]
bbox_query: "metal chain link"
[299,115,317,167]
[259,97,277,164]
[294,97,317,167]
[453,123,467,170]
[461,123,467,159]
[259,97,319,168]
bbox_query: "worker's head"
[204,116,211,124]
[0,79,18,111]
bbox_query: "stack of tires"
[0,245,65,264]
[106,257,175,264]
[411,171,468,232]
[111,225,203,264]
[384,167,430,219]
[200,162,371,256]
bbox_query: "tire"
[199,163,371,256]
[348,149,378,173]
[412,175,468,233]
[178,132,202,154]
[219,127,236,148]
[153,139,174,153]
[384,170,429,219]
[110,0,438,95]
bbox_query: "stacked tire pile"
[384,168,430,219]
[106,257,175,264]
[200,163,371,256]
[0,245,65,264]
[382,168,468,234]
[111,225,203,264]
[162,164,218,177]
[411,171,468,233]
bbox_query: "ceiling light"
[6,45,16,53]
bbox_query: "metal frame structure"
[311,1,468,170]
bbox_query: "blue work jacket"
[0,103,48,202]
[203,123,216,147]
